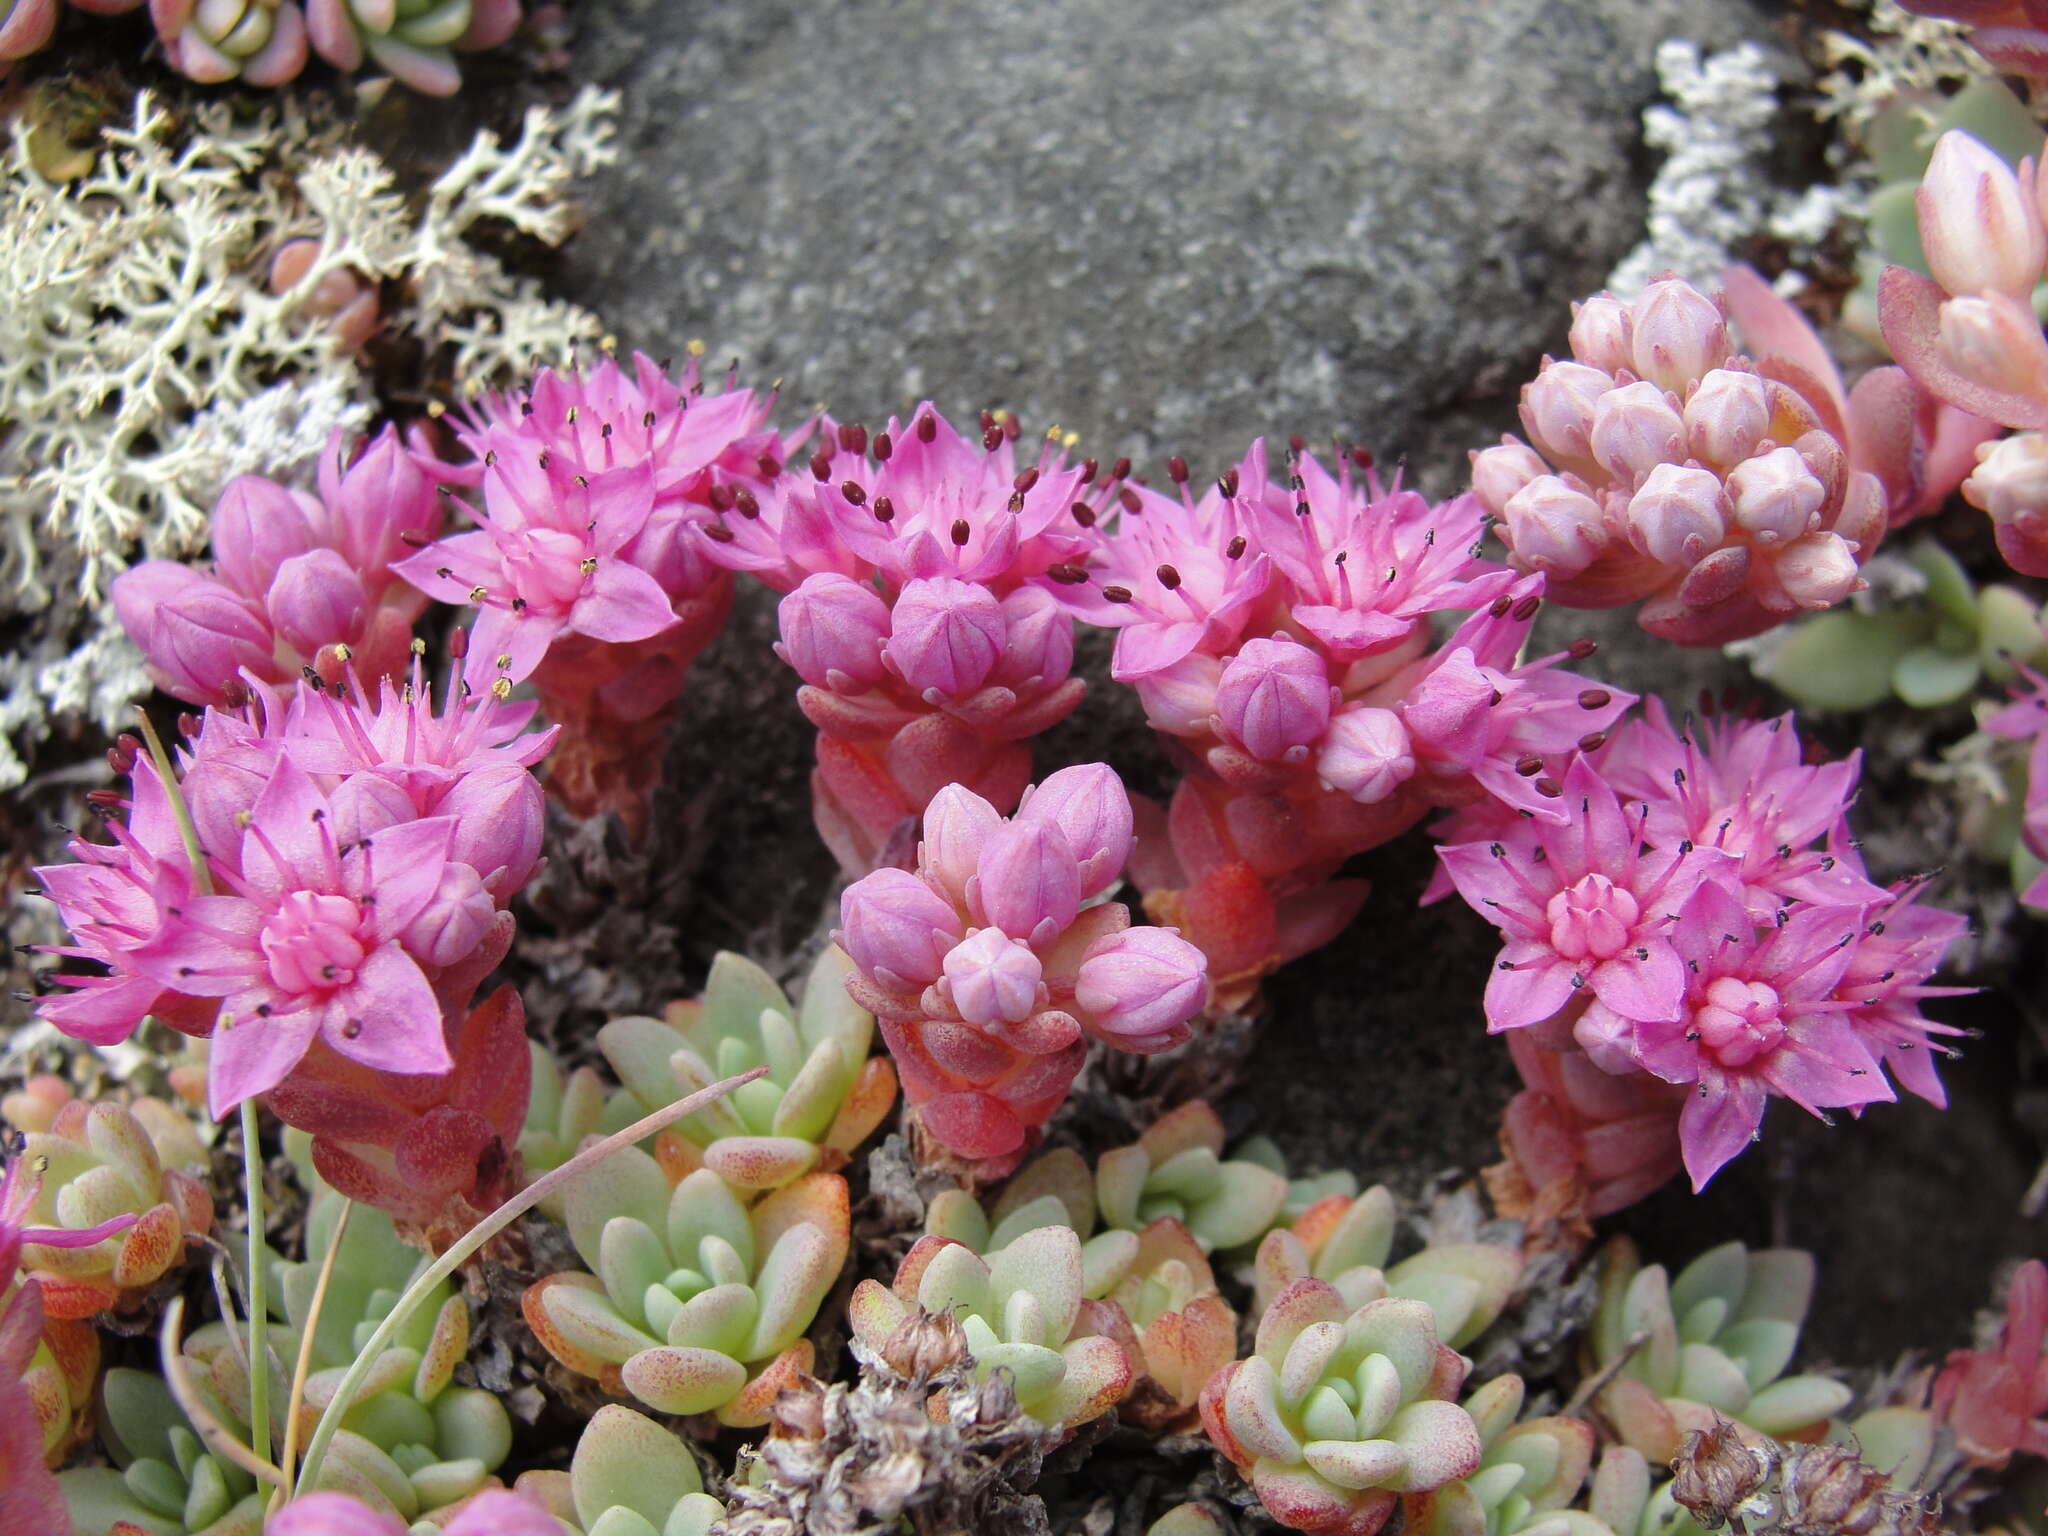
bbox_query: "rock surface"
[533,0,2038,1369]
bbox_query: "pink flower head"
[1596,697,1889,918]
[128,756,458,1118]
[1435,755,1734,1035]
[1829,879,1972,1108]
[1237,449,1516,660]
[699,407,1093,596]
[1623,881,1894,1189]
[266,1487,560,1536]
[1931,1259,2048,1468]
[1054,442,1276,679]
[395,456,678,686]
[837,764,1205,1166]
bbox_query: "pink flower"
[1829,879,1972,1108]
[128,757,458,1117]
[265,1492,408,1536]
[1435,756,1734,1034]
[394,458,678,686]
[1932,1259,2048,1467]
[1623,881,1894,1189]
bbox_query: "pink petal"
[352,815,456,941]
[131,896,262,997]
[323,944,449,1076]
[209,1006,323,1117]
[240,756,337,898]
[1679,1071,1768,1190]
[1485,946,1577,1031]
[1590,940,1686,1024]
[573,560,679,643]
[464,603,561,686]
[392,529,502,605]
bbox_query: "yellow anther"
[331,643,352,662]
[579,557,598,574]
[235,810,252,827]
[468,585,488,603]
[411,637,427,655]
[426,400,447,418]
[496,653,512,670]
[686,338,706,357]
[490,677,513,700]
[600,334,619,353]
[1061,431,1080,449]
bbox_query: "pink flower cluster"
[0,0,521,92]
[113,428,445,709]
[692,407,1094,873]
[1051,441,1628,1005]
[1881,130,2048,577]
[34,658,552,1227]
[394,353,785,833]
[270,1488,558,1536]
[1436,700,1966,1193]
[836,763,1207,1169]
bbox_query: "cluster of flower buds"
[835,764,1209,1169]
[691,406,1094,873]
[33,656,552,1228]
[1050,440,1627,1005]
[1473,275,1893,645]
[1881,129,2048,577]
[1931,1257,2048,1467]
[1435,699,1967,1193]
[113,427,445,708]
[397,352,784,833]
[0,0,523,89]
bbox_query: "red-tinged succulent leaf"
[1252,1459,1397,1536]
[23,1360,70,1458]
[1039,1334,1135,1427]
[892,1234,966,1304]
[416,1294,468,1403]
[620,1345,750,1416]
[1095,1145,1150,1231]
[29,1273,119,1321]
[1403,1479,1488,1536]
[991,1146,1097,1236]
[1879,266,2048,431]
[988,1225,1086,1342]
[1303,1438,1409,1491]
[1138,1101,1226,1165]
[524,1274,633,1379]
[753,1172,850,1272]
[848,1278,911,1353]
[1721,265,1849,424]
[41,1315,98,1405]
[1505,1415,1597,1509]
[449,986,533,1134]
[703,1136,819,1190]
[1385,1399,1485,1491]
[108,1202,184,1290]
[301,1348,416,1411]
[1200,1360,1249,1467]
[162,1168,214,1236]
[715,1341,813,1428]
[746,1225,838,1359]
[1142,1293,1239,1406]
[308,1139,445,1227]
[1256,1279,1351,1363]
[1224,1354,1303,1463]
[1178,860,1279,983]
[822,1056,899,1155]
[395,1107,496,1198]
[1597,1373,1683,1464]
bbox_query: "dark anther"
[951,519,971,546]
[1167,456,1189,484]
[874,432,893,460]
[918,414,938,442]
[1578,689,1611,709]
[1103,586,1134,604]
[842,481,867,507]
[839,423,867,455]
[809,450,833,481]
[1071,502,1097,527]
[1512,594,1541,621]
[735,487,761,519]
[1226,535,1246,559]
[1535,777,1563,798]
[1156,564,1182,590]
[1515,755,1543,777]
[1489,596,1513,617]
[874,496,896,523]
[1014,468,1040,494]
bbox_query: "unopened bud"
[839,867,964,987]
[1013,763,1134,900]
[1073,926,1207,1050]
[1213,637,1332,761]
[1502,475,1609,576]
[1964,429,2048,531]
[1771,531,1860,609]
[920,785,1004,905]
[1684,368,1771,468]
[1316,706,1415,804]
[1469,438,1551,517]
[1627,462,1729,568]
[1630,277,1729,394]
[1519,361,1613,466]
[1568,292,1635,373]
[1727,446,1826,545]
[941,926,1045,1027]
[883,576,1005,698]
[1918,129,2047,299]
[1589,380,1687,485]
[1936,292,2048,399]
[776,571,891,689]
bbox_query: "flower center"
[1544,874,1640,961]
[502,527,592,612]
[259,890,367,997]
[1693,976,1786,1067]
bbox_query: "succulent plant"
[1199,1279,1484,1536]
[1403,1374,1604,1536]
[61,1188,511,1532]
[1755,542,2048,712]
[597,949,897,1192]
[848,1224,1133,1431]
[1148,1506,1232,1536]
[1253,1187,1523,1350]
[1587,1238,1851,1465]
[10,1098,212,1320]
[304,0,519,97]
[511,1405,723,1536]
[1237,1135,1363,1224]
[1094,1216,1238,1433]
[518,1040,610,1196]
[524,1159,848,1428]
[1094,1102,1289,1252]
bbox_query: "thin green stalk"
[290,1064,767,1500]
[135,709,272,1463]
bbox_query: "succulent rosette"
[305,0,521,95]
[510,1405,724,1536]
[523,1160,848,1427]
[1199,1280,1484,1536]
[595,948,896,1191]
[1403,1374,1604,1536]
[848,1224,1134,1432]
[151,0,310,84]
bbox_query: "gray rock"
[562,0,1774,490]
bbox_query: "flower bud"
[323,425,440,577]
[1627,462,1730,568]
[437,765,546,897]
[1502,475,1609,576]
[1964,429,2048,529]
[1589,380,1687,485]
[1316,706,1415,803]
[325,771,415,846]
[921,784,1004,903]
[776,571,891,689]
[1918,130,2047,299]
[113,562,273,705]
[402,861,496,968]
[1772,531,1860,609]
[1683,368,1772,468]
[1469,438,1551,517]
[1214,637,1332,761]
[942,926,1045,1027]
[973,819,1081,945]
[265,1492,410,1536]
[989,584,1075,689]
[883,576,1005,698]
[1135,653,1223,738]
[1727,446,1826,544]
[266,548,368,660]
[1568,292,1635,373]
[1074,927,1208,1049]
[840,867,964,987]
[211,475,316,598]
[1519,361,1613,465]
[1936,292,2048,399]
[1014,762,1134,899]
[1630,277,1729,394]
